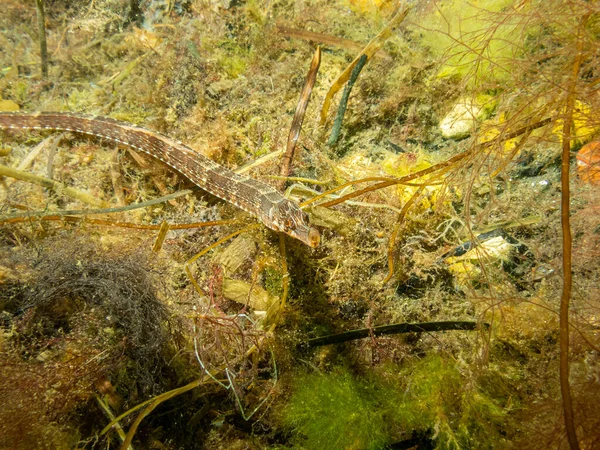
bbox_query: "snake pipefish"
[0,112,320,247]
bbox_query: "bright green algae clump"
[281,367,392,450]
[281,356,511,449]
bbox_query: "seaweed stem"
[320,5,411,124]
[35,0,48,78]
[0,189,194,223]
[303,321,486,347]
[0,163,108,207]
[151,220,170,252]
[0,214,236,230]
[236,149,284,174]
[114,377,223,450]
[279,46,321,189]
[276,26,392,60]
[327,53,367,146]
[302,117,552,209]
[95,396,133,450]
[299,176,433,208]
[268,175,330,185]
[383,185,424,283]
[558,13,589,450]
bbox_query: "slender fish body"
[0,112,319,247]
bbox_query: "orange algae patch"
[577,140,600,185]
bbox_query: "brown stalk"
[35,0,48,78]
[151,220,170,253]
[558,13,589,450]
[301,116,552,209]
[0,214,236,230]
[299,176,430,208]
[276,26,392,61]
[278,46,321,190]
[383,185,424,283]
[313,151,468,208]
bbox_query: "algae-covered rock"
[213,233,257,276]
[222,278,277,313]
[307,205,357,237]
[0,99,19,111]
[446,234,513,287]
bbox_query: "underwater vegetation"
[281,367,392,450]
[280,356,510,450]
[0,0,599,449]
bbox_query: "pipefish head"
[266,198,320,247]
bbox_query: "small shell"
[576,140,600,185]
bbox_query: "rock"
[222,278,277,313]
[206,78,237,98]
[213,233,257,277]
[445,233,515,288]
[0,99,19,111]
[439,96,495,139]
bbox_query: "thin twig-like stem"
[278,47,321,189]
[1,214,235,230]
[313,161,460,208]
[558,13,589,450]
[276,26,392,60]
[0,189,193,223]
[320,5,411,124]
[328,54,367,146]
[113,377,223,450]
[383,185,425,283]
[300,117,552,210]
[0,163,107,207]
[35,0,48,78]
[151,220,170,252]
[303,321,484,347]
